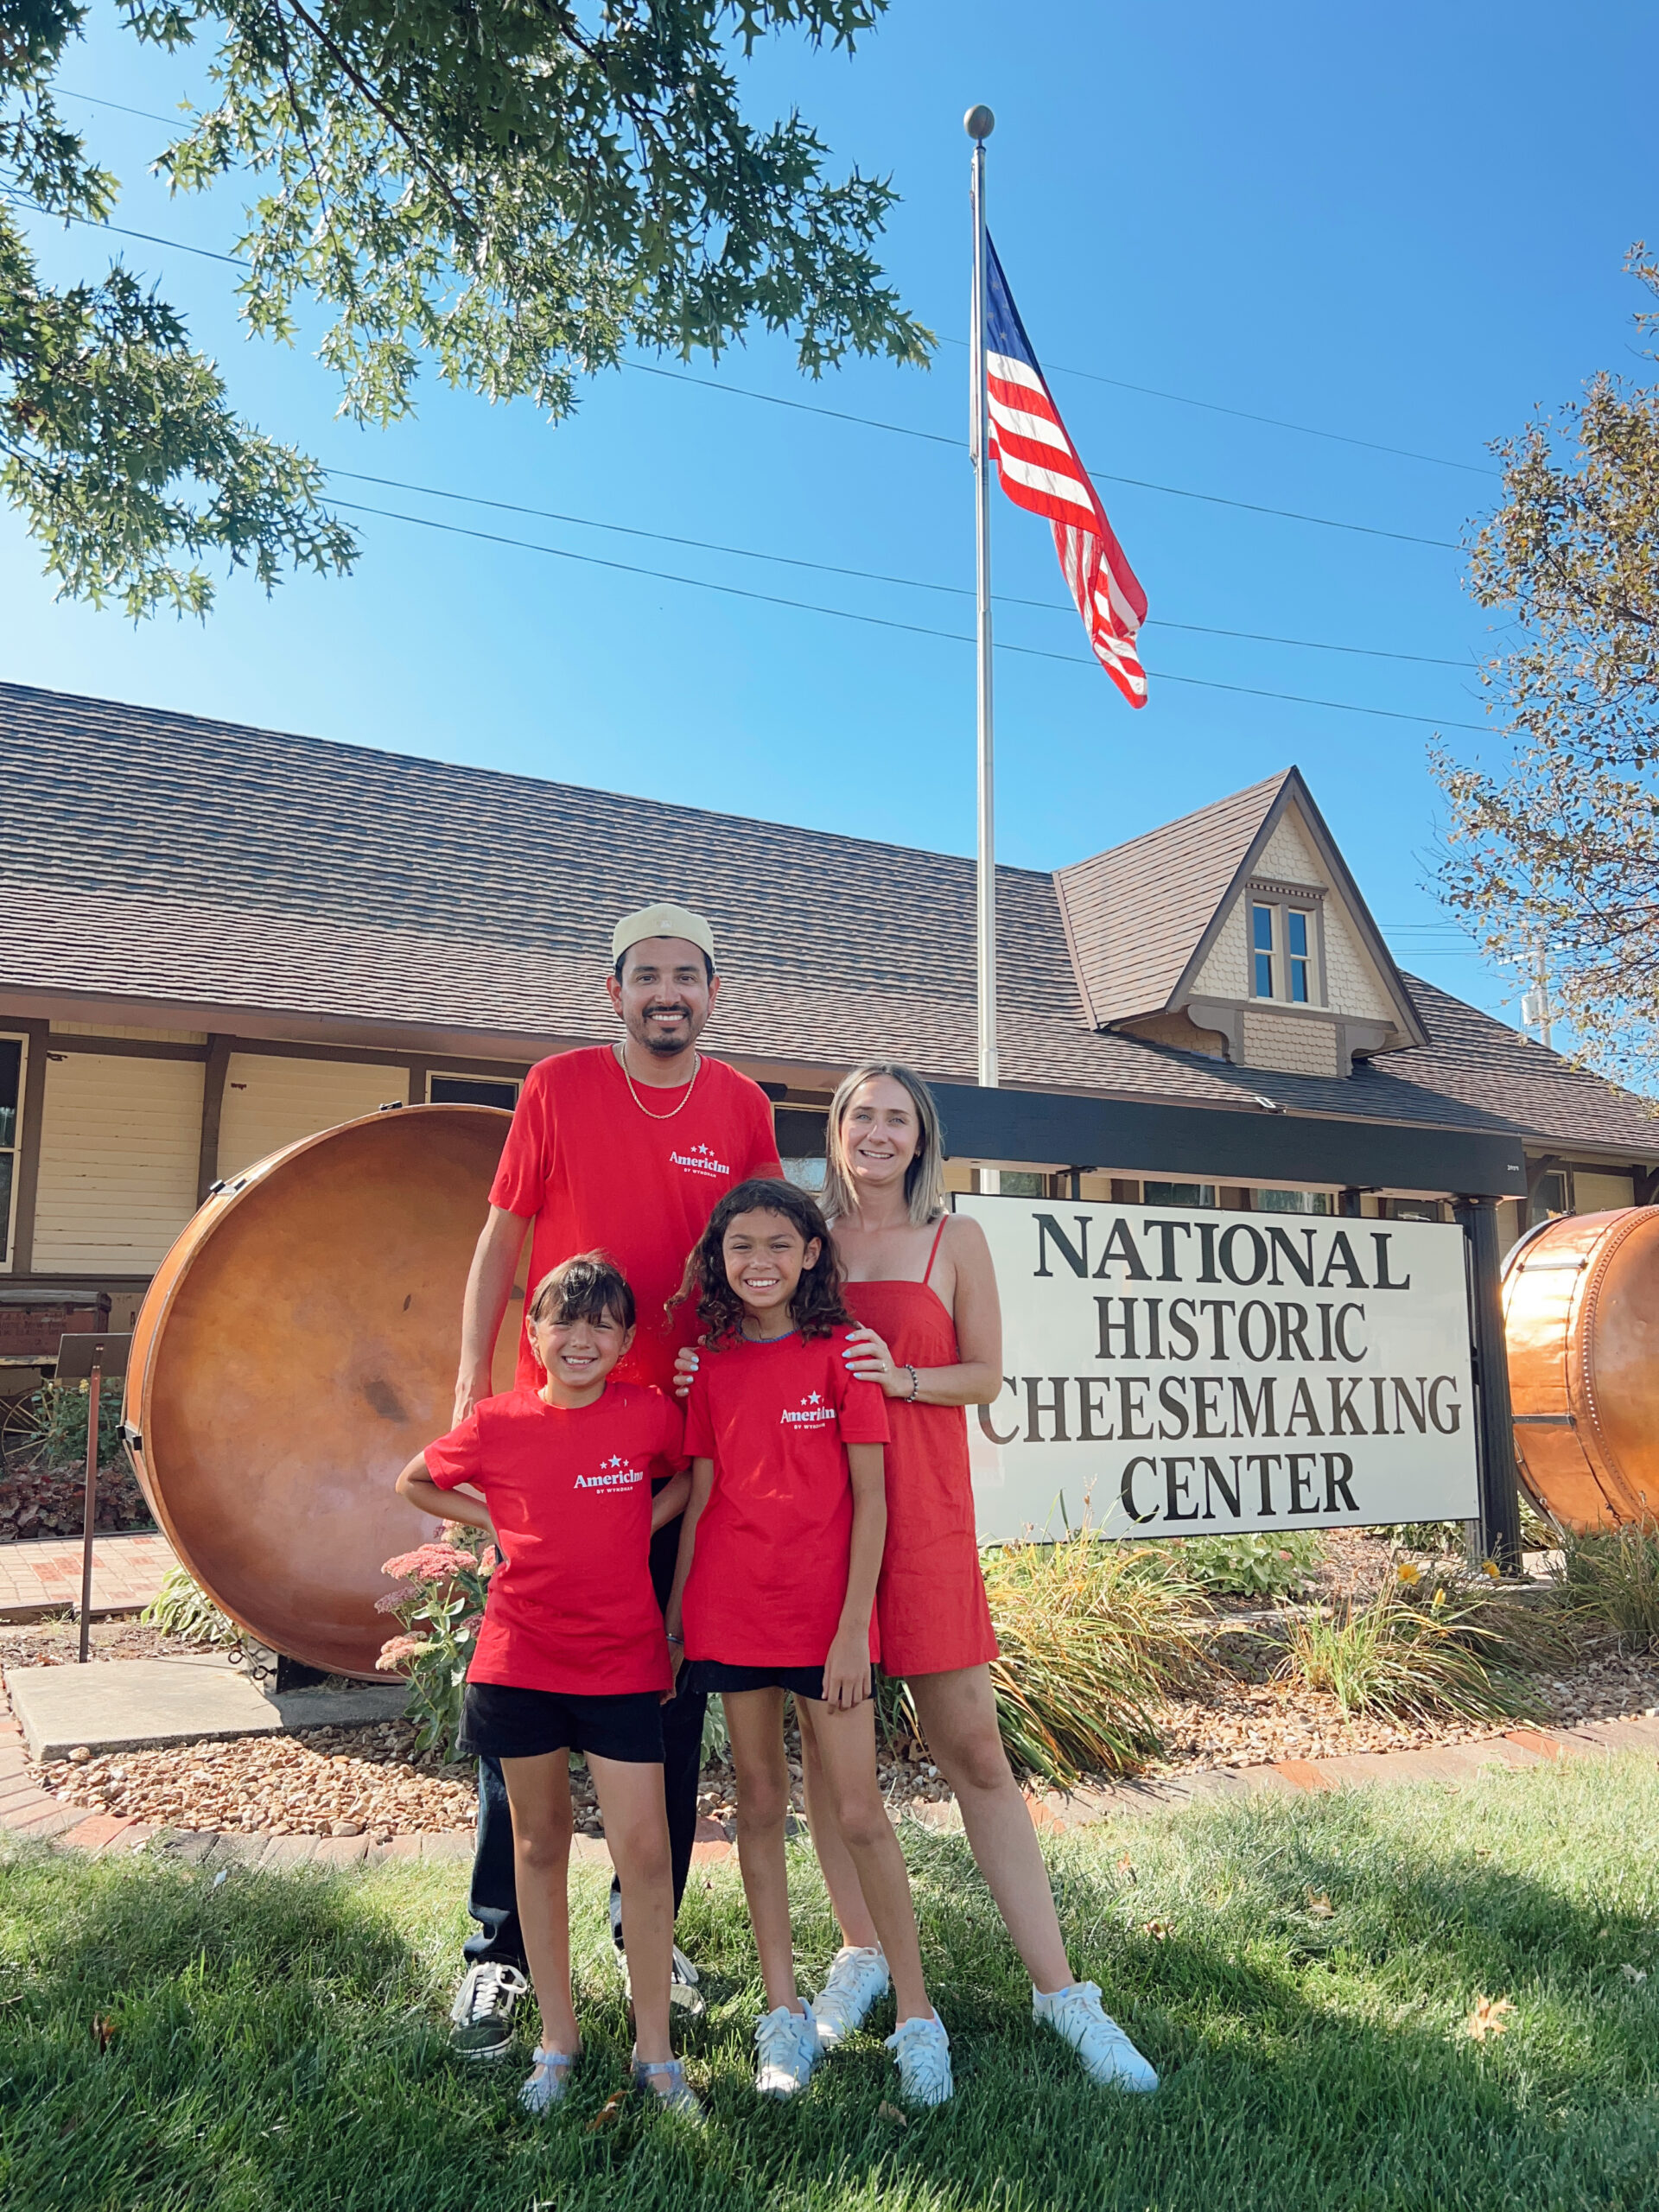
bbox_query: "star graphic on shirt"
[806,1392,822,1406]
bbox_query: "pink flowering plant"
[376,1528,497,1760]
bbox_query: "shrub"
[2,1380,124,1471]
[1382,1520,1467,1554]
[375,1531,497,1760]
[701,1695,730,1767]
[1281,1579,1542,1723]
[977,1536,1209,1786]
[1160,1530,1322,1599]
[1558,1526,1659,1653]
[139,1564,241,1647]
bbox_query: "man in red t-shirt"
[446,900,784,2058]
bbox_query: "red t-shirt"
[681,1327,890,1669]
[490,1047,783,1389]
[423,1382,683,1695]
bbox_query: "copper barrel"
[1503,1207,1659,1532]
[124,1104,518,1677]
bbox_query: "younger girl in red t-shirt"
[397,1254,700,2122]
[665,1179,952,2108]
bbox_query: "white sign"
[960,1196,1479,1542]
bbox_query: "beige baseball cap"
[611,901,717,966]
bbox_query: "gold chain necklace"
[617,1046,702,1122]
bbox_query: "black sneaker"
[449,1961,528,2060]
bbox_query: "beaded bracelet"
[904,1363,921,1402]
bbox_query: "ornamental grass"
[139,1562,241,1648]
[972,1536,1211,1785]
[1281,1575,1548,1725]
[1557,1525,1659,1654]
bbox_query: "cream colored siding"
[217,1053,407,1178]
[33,1052,204,1271]
[1239,1010,1342,1077]
[1256,811,1323,883]
[1575,1171,1636,1215]
[1192,899,1249,998]
[1320,905,1395,1022]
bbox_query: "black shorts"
[683,1660,826,1701]
[460,1681,664,1764]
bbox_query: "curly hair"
[672,1178,850,1347]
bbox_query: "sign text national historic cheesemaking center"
[959,1197,1479,1542]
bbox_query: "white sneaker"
[671,1943,706,2018]
[885,2012,953,2107]
[1033,1980,1158,2091]
[812,1944,890,2048]
[754,2000,820,2096]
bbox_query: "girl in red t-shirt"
[396,1254,701,2122]
[665,1179,953,2108]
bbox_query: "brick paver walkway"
[3,1650,1657,1867]
[0,1531,175,1624]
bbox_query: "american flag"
[983,238,1149,707]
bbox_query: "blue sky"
[4,2,1654,1028]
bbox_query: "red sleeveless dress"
[843,1224,999,1678]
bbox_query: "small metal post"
[79,1355,100,1664]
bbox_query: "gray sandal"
[519,2047,577,2114]
[632,2053,706,2124]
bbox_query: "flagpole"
[966,102,998,1101]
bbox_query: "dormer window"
[1248,885,1325,1007]
[1287,909,1312,1003]
[1251,903,1274,997]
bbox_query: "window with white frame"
[1250,903,1275,998]
[1286,908,1313,1003]
[1248,892,1323,1007]
[0,1035,23,1268]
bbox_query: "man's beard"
[634,1005,696,1057]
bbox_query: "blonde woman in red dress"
[801,1064,1156,2094]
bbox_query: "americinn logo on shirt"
[572,1454,648,1493]
[669,1141,732,1179]
[779,1391,837,1430]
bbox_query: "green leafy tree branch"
[2,0,929,614]
[1433,247,1659,1090]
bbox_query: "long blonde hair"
[820,1063,947,1228]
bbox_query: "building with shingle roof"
[1,678,1654,1332]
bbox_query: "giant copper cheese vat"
[124,1104,518,1677]
[1503,1207,1659,1532]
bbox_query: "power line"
[621,362,1461,550]
[328,493,1490,732]
[54,88,185,128]
[328,466,1475,670]
[52,86,1497,481]
[1,189,242,266]
[10,185,1464,554]
[936,334,1495,479]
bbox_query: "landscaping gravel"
[38,1720,480,1840]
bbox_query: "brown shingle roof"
[1053,772,1289,1024]
[2,680,1653,1160]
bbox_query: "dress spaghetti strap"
[921,1217,949,1287]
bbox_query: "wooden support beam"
[196,1035,232,1205]
[10,1018,49,1274]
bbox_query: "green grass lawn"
[5,1759,1659,2212]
